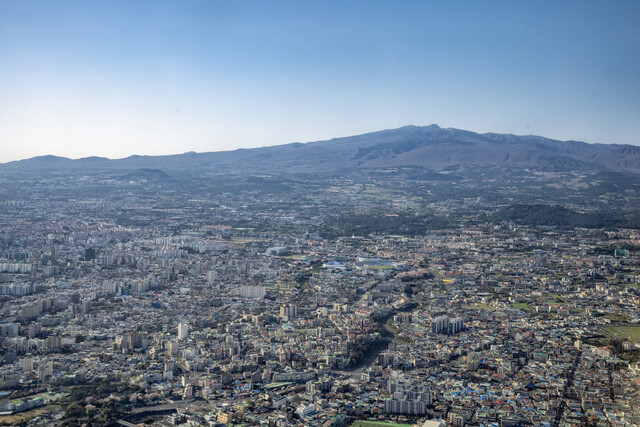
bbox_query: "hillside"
[2,125,639,175]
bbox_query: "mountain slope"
[2,124,639,174]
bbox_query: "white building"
[178,322,189,340]
[237,285,266,298]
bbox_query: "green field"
[511,302,531,311]
[350,421,414,427]
[604,313,633,322]
[605,326,640,342]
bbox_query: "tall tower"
[178,322,189,340]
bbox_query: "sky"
[1,0,639,163]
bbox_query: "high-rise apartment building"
[178,322,189,340]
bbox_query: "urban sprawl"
[0,171,639,427]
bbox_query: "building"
[280,304,297,320]
[448,317,464,335]
[431,315,449,334]
[431,315,464,335]
[266,246,287,256]
[237,285,266,298]
[46,336,62,352]
[178,322,189,340]
[385,378,432,415]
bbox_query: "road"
[553,350,582,427]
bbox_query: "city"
[1,2,639,426]
[0,164,639,426]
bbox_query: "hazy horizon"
[1,122,635,164]
[1,0,639,163]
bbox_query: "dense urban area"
[0,164,639,427]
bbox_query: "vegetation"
[493,204,640,229]
[320,211,452,239]
[0,406,53,425]
[585,332,640,363]
[55,381,142,425]
[592,242,640,256]
[511,302,531,311]
[548,294,565,303]
[603,313,633,322]
[618,350,640,363]
[605,326,640,342]
[346,338,389,369]
[583,335,613,347]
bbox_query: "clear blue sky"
[1,0,639,162]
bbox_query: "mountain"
[2,124,639,174]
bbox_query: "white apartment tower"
[178,322,189,340]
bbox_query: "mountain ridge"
[2,124,639,174]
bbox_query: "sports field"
[605,326,640,342]
[511,302,531,311]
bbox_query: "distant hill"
[493,204,640,229]
[120,168,173,182]
[2,124,639,174]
